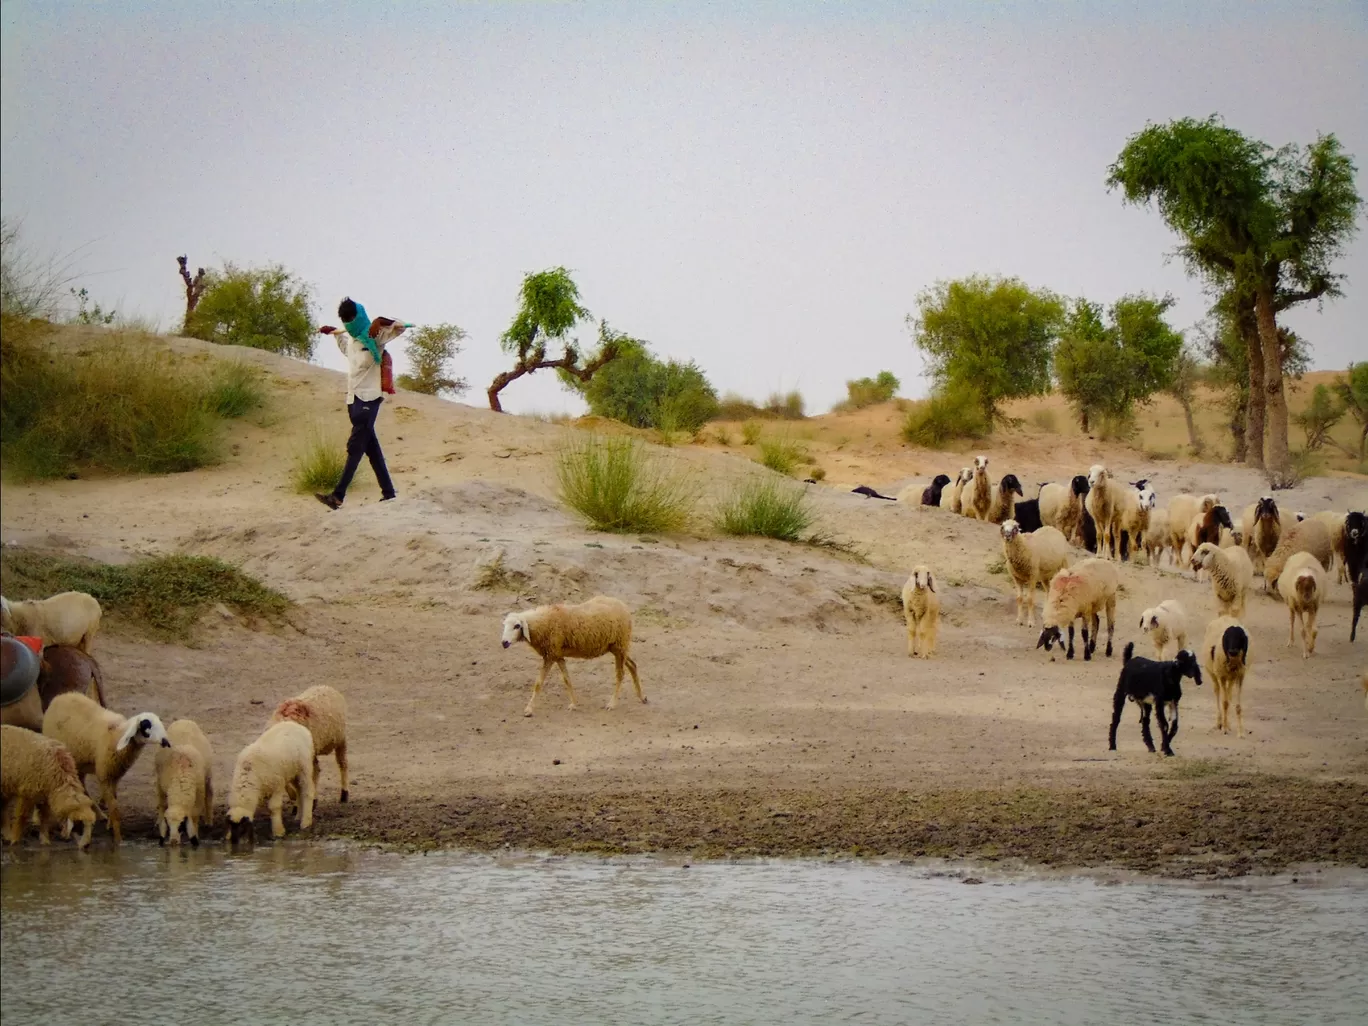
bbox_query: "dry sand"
[3,328,1366,876]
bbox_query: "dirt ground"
[3,328,1367,877]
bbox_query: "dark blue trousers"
[334,396,395,500]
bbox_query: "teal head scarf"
[342,300,381,364]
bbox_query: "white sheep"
[226,720,315,842]
[1039,475,1089,546]
[1139,599,1189,659]
[900,565,941,658]
[965,455,992,520]
[1144,507,1171,566]
[1167,493,1219,563]
[1000,520,1071,627]
[1084,465,1119,560]
[1,592,102,654]
[1276,551,1326,659]
[1035,557,1119,661]
[501,595,646,717]
[1,724,98,849]
[270,684,349,803]
[1201,616,1250,737]
[1189,542,1254,619]
[1263,518,1334,595]
[154,719,214,847]
[41,693,169,845]
[1309,510,1348,583]
[942,467,972,514]
[1113,483,1157,562]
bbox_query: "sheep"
[1,635,44,732]
[1011,497,1044,534]
[1189,542,1254,619]
[501,595,645,717]
[1080,507,1099,554]
[1276,551,1325,659]
[1240,496,1281,574]
[1167,493,1219,563]
[986,473,1025,525]
[942,467,973,514]
[270,684,348,803]
[37,645,106,709]
[965,455,992,520]
[154,719,214,847]
[1354,553,1367,643]
[1108,643,1202,757]
[0,592,102,654]
[1139,600,1188,659]
[1000,520,1071,627]
[1310,510,1348,583]
[1035,558,1119,661]
[226,720,315,843]
[1,724,98,848]
[1202,616,1250,737]
[900,565,941,658]
[1084,465,1119,560]
[917,474,953,506]
[1113,483,1157,562]
[1263,517,1334,596]
[41,693,170,844]
[1344,512,1366,587]
[1039,475,1090,545]
[1144,507,1171,566]
[1186,504,1235,560]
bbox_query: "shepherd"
[315,297,410,510]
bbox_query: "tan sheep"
[1144,507,1171,566]
[986,474,1025,525]
[1240,496,1281,574]
[501,595,645,717]
[1189,542,1254,619]
[1263,518,1334,595]
[1,724,98,849]
[1201,616,1250,737]
[227,720,315,842]
[1,592,102,654]
[1039,475,1089,546]
[1167,493,1219,563]
[1000,520,1071,627]
[154,719,214,846]
[1113,484,1157,562]
[1309,510,1348,583]
[1084,465,1118,560]
[1139,599,1188,659]
[270,684,348,802]
[41,693,170,844]
[942,467,972,514]
[1035,557,1119,661]
[966,455,992,520]
[900,565,941,658]
[1276,551,1326,659]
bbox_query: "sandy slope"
[2,328,1366,875]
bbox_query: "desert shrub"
[714,427,733,446]
[583,347,719,433]
[556,434,697,533]
[841,371,900,410]
[900,382,991,446]
[741,420,763,445]
[714,477,815,541]
[757,437,805,475]
[808,465,826,481]
[290,422,350,494]
[1292,383,1346,451]
[1096,410,1138,442]
[184,263,315,359]
[397,322,469,397]
[0,219,77,319]
[715,391,803,421]
[0,548,288,640]
[764,390,806,419]
[203,361,267,418]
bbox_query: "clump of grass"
[986,556,1007,575]
[203,361,266,418]
[1029,408,1058,432]
[900,383,990,447]
[0,548,289,640]
[714,477,815,541]
[808,465,826,481]
[714,427,733,446]
[741,420,763,446]
[556,434,697,533]
[290,422,350,494]
[472,553,531,592]
[757,437,805,476]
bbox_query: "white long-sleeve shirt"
[333,322,406,403]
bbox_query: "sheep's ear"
[925,572,936,593]
[115,719,143,752]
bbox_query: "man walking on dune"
[315,296,409,510]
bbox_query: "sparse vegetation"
[290,422,349,494]
[1,218,78,319]
[715,391,805,421]
[184,263,316,359]
[757,436,806,476]
[556,434,697,533]
[741,420,763,445]
[838,371,899,411]
[0,548,289,640]
[714,477,815,541]
[203,361,267,419]
[900,382,991,446]
[1292,383,1346,451]
[808,465,826,481]
[1029,408,1058,432]
[1332,362,1368,458]
[397,322,469,397]
[714,427,732,446]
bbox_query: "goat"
[1108,642,1202,757]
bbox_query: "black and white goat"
[1108,641,1202,757]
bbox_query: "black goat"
[852,485,896,501]
[1352,548,1367,643]
[1344,511,1366,587]
[1080,507,1098,554]
[921,474,953,505]
[1108,642,1203,757]
[1013,498,1044,533]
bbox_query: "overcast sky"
[3,1,1364,415]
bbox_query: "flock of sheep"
[2,453,1366,849]
[900,457,1368,756]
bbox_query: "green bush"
[556,434,697,532]
[184,263,315,359]
[715,391,804,421]
[290,422,350,494]
[841,371,900,410]
[583,347,719,432]
[397,322,468,397]
[764,390,806,419]
[741,420,763,445]
[0,548,288,640]
[757,437,805,475]
[714,477,815,541]
[900,382,991,447]
[203,361,267,418]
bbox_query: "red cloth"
[16,636,43,654]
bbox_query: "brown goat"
[1193,505,1235,549]
[37,645,106,709]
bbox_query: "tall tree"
[1107,117,1360,482]
[487,267,625,412]
[907,275,1064,421]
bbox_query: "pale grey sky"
[3,1,1365,415]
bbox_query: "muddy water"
[2,846,1365,1026]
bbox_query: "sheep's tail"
[1122,641,1134,664]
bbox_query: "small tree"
[1331,362,1368,458]
[396,323,468,398]
[177,255,207,328]
[184,263,315,359]
[1292,383,1346,451]
[1166,347,1205,456]
[581,344,719,432]
[908,275,1063,421]
[843,370,900,410]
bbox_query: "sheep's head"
[931,473,951,489]
[1346,511,1366,544]
[1000,473,1023,498]
[973,455,989,473]
[1255,496,1279,524]
[1174,649,1202,685]
[501,612,529,649]
[910,566,935,593]
[1221,625,1249,669]
[1294,569,1318,602]
[159,809,198,848]
[1294,511,1306,522]
[1210,505,1234,531]
[227,814,255,845]
[1200,494,1220,513]
[1070,474,1090,497]
[1139,607,1157,631]
[1137,487,1157,511]
[1087,464,1108,487]
[959,467,973,484]
[1189,543,1217,572]
[116,713,170,752]
[1000,520,1021,542]
[1035,626,1063,652]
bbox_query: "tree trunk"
[1239,298,1265,470]
[1080,409,1090,434]
[177,255,206,330]
[1229,395,1248,463]
[1254,284,1290,479]
[486,363,529,412]
[1177,398,1202,455]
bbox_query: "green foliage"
[714,477,815,541]
[908,276,1063,418]
[185,263,315,359]
[1332,362,1368,457]
[1292,384,1346,450]
[290,422,350,494]
[741,420,763,445]
[0,548,289,640]
[842,370,900,410]
[555,434,697,533]
[397,322,468,397]
[764,391,806,419]
[714,391,806,421]
[500,266,590,357]
[68,287,115,326]
[757,437,805,476]
[900,381,992,447]
[581,345,719,432]
[203,362,267,419]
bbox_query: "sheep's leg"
[1232,679,1245,738]
[1212,679,1226,733]
[335,744,349,802]
[102,784,121,846]
[1305,609,1317,658]
[1138,702,1156,753]
[1154,702,1174,756]
[905,611,918,657]
[523,660,552,717]
[608,652,624,709]
[298,770,315,831]
[1024,582,1037,629]
[1287,606,1296,648]
[5,798,32,845]
[1066,624,1076,660]
[555,660,580,711]
[204,779,215,826]
[1108,689,1126,751]
[1103,605,1115,658]
[1014,585,1026,627]
[923,615,937,658]
[268,793,287,838]
[624,655,646,705]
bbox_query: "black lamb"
[921,474,953,506]
[1108,641,1202,757]
[1344,511,1366,587]
[1352,548,1367,643]
[1080,507,1098,554]
[1012,498,1044,533]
